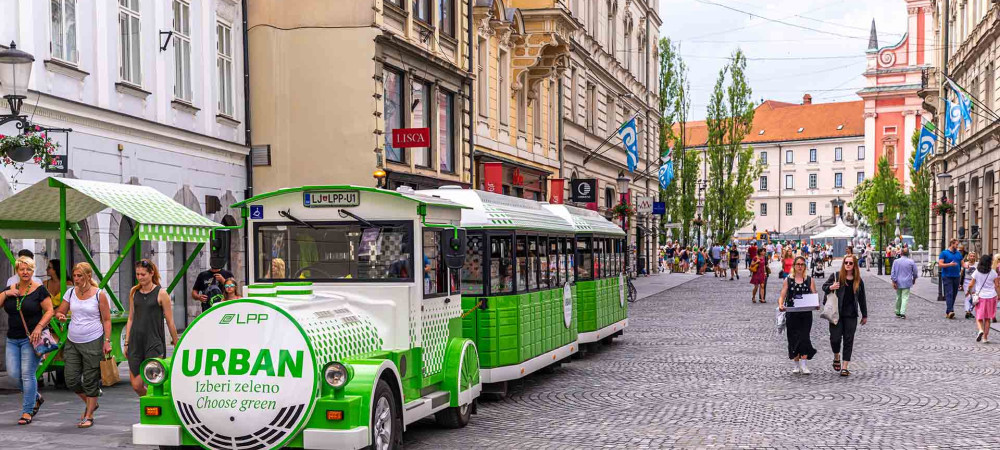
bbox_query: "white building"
[0,0,248,332]
[683,96,869,238]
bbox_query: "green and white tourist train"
[132,184,627,449]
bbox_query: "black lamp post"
[877,202,886,276]
[937,172,953,302]
[617,171,630,276]
[0,42,36,139]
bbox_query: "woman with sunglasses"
[223,278,241,301]
[123,259,179,396]
[778,256,817,374]
[821,255,868,377]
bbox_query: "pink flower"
[0,134,5,139]
[34,126,40,131]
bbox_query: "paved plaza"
[0,267,997,449]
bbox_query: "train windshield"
[255,221,413,282]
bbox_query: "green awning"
[0,177,221,243]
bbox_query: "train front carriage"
[543,204,628,346]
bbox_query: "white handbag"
[820,274,840,325]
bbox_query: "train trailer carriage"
[542,204,628,345]
[133,186,481,450]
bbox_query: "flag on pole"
[619,117,639,172]
[914,122,936,172]
[944,99,962,145]
[948,79,974,128]
[658,159,674,189]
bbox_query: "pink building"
[858,0,936,188]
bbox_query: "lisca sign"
[391,127,431,148]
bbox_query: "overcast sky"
[658,0,909,120]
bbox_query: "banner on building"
[618,117,639,172]
[570,179,597,203]
[658,159,674,190]
[483,162,503,193]
[914,122,937,172]
[636,195,654,214]
[391,127,431,148]
[549,179,564,204]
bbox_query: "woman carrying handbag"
[967,254,999,343]
[778,256,817,374]
[822,255,868,377]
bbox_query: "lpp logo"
[219,313,269,325]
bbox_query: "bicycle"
[626,269,638,303]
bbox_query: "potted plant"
[611,202,634,221]
[931,198,955,216]
[692,217,705,227]
[0,127,60,181]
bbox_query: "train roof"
[541,204,626,237]
[417,187,577,233]
[231,185,468,210]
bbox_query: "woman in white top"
[53,262,112,428]
[966,254,1000,344]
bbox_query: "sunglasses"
[225,284,236,288]
[794,263,805,266]
[844,261,855,266]
[137,259,154,268]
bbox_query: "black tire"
[368,380,402,450]
[435,401,472,428]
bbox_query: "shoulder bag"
[820,273,840,325]
[17,291,59,356]
[971,272,988,307]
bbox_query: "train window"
[538,237,549,290]
[606,238,614,277]
[615,239,622,274]
[576,237,592,280]
[422,229,447,297]
[461,233,484,295]
[515,236,528,292]
[489,235,513,294]
[548,238,559,287]
[565,237,574,283]
[526,237,538,291]
[597,239,606,279]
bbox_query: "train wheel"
[435,401,472,428]
[369,380,402,450]
[437,341,478,428]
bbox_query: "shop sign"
[570,179,597,203]
[511,168,525,186]
[636,196,654,214]
[549,179,564,204]
[303,190,360,207]
[483,162,503,193]
[652,202,666,215]
[391,127,430,148]
[170,302,316,450]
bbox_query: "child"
[812,256,826,279]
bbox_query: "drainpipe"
[241,0,253,284]
[776,144,782,235]
[467,0,476,188]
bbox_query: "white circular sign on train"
[563,283,573,328]
[170,301,316,450]
[619,273,626,307]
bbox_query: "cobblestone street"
[405,267,1000,449]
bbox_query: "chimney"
[803,94,812,105]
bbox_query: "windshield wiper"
[338,209,377,229]
[279,209,316,229]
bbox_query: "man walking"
[891,247,919,319]
[938,239,963,319]
[711,244,723,278]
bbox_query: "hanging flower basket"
[692,217,705,227]
[0,128,59,182]
[612,202,634,220]
[931,199,955,216]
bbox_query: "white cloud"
[658,0,909,120]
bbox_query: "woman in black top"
[0,256,55,425]
[124,259,179,396]
[728,246,741,280]
[822,254,868,377]
[778,256,817,374]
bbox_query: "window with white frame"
[759,151,767,165]
[532,95,541,141]
[785,174,793,190]
[834,147,843,161]
[216,22,235,117]
[785,202,792,216]
[809,148,817,162]
[439,0,454,37]
[857,145,865,160]
[834,172,843,188]
[118,0,141,84]
[785,149,793,163]
[172,0,193,102]
[438,89,455,173]
[760,203,767,216]
[809,202,816,215]
[808,173,817,189]
[499,49,509,126]
[549,80,557,144]
[857,171,865,185]
[477,37,488,116]
[51,0,78,63]
[759,175,767,191]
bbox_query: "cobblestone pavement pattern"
[0,268,997,449]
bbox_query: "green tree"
[849,156,905,248]
[906,129,931,248]
[703,49,759,245]
[657,38,698,244]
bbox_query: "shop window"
[489,235,513,294]
[526,236,538,291]
[461,233,484,295]
[383,67,405,163]
[515,236,527,292]
[538,237,549,289]
[576,237,592,280]
[422,229,446,297]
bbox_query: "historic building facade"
[249,0,472,191]
[683,97,867,237]
[0,0,249,338]
[926,1,1000,256]
[859,0,937,188]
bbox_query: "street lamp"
[876,202,886,276]
[937,171,953,302]
[0,42,35,134]
[616,171,630,276]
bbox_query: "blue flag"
[658,159,674,189]
[914,122,936,172]
[944,99,962,145]
[619,117,639,172]
[949,80,974,128]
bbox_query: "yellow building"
[248,0,472,191]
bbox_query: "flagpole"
[942,73,1000,121]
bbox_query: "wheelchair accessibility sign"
[250,205,264,220]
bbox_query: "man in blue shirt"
[938,239,963,319]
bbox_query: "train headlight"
[324,362,351,389]
[142,359,167,386]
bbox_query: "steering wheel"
[292,266,333,279]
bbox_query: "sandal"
[77,417,94,428]
[759,298,766,303]
[840,369,851,377]
[17,414,31,425]
[833,359,841,371]
[752,298,757,303]
[31,395,43,416]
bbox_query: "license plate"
[303,191,360,207]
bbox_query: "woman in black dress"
[778,256,817,374]
[123,260,179,396]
